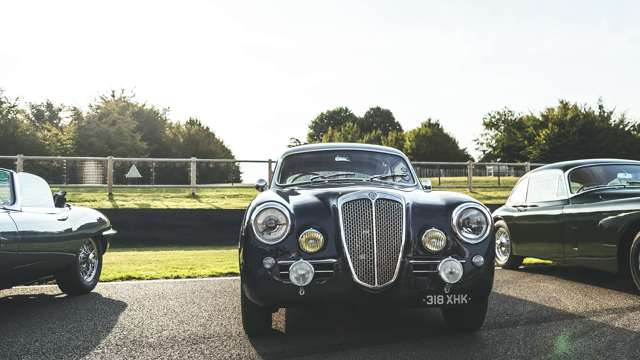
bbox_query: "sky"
[1,0,639,181]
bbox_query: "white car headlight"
[451,203,491,244]
[251,203,291,244]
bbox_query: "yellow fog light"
[298,229,325,253]
[421,228,447,252]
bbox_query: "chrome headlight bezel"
[250,202,292,245]
[451,203,492,244]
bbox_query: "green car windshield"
[0,170,13,206]
[569,164,640,193]
[277,150,416,187]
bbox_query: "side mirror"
[53,191,67,208]
[255,179,268,192]
[421,178,432,191]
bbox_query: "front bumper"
[242,254,494,309]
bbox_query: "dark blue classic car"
[0,168,116,295]
[239,143,495,336]
[493,159,640,293]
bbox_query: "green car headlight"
[298,229,325,253]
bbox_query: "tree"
[309,106,405,149]
[475,108,542,162]
[358,106,403,134]
[168,118,241,183]
[404,119,471,161]
[132,105,170,157]
[476,100,640,162]
[307,107,358,143]
[0,91,47,160]
[26,100,75,156]
[74,92,149,157]
[530,100,640,162]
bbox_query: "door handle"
[57,215,69,221]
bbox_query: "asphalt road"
[1,267,640,360]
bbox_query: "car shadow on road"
[248,292,640,359]
[519,264,639,295]
[0,291,126,359]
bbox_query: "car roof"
[280,143,405,158]
[532,158,640,173]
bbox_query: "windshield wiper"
[309,172,357,182]
[367,173,410,182]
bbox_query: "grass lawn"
[55,178,514,209]
[54,186,258,209]
[101,245,551,282]
[101,246,239,281]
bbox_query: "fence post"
[16,154,24,172]
[267,159,274,183]
[467,160,474,192]
[190,157,197,197]
[525,162,531,174]
[107,156,114,199]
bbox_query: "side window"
[0,170,14,206]
[17,173,54,208]
[508,178,529,205]
[528,171,565,203]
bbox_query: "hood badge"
[368,192,377,200]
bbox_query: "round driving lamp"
[438,257,464,284]
[421,228,447,252]
[289,260,314,287]
[251,203,291,244]
[298,229,325,254]
[452,203,491,244]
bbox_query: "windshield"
[569,164,640,193]
[0,170,13,206]
[277,150,416,186]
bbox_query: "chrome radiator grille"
[339,192,405,288]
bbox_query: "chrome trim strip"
[338,190,406,289]
[412,270,438,273]
[371,196,379,286]
[409,259,467,264]
[277,259,338,265]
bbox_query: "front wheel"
[441,296,489,332]
[629,232,640,293]
[56,238,103,296]
[495,221,524,269]
[241,288,272,337]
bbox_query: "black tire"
[241,288,272,337]
[56,238,103,296]
[494,221,524,270]
[441,296,489,333]
[629,232,640,294]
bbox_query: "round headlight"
[299,229,325,253]
[289,260,314,287]
[251,203,291,244]
[451,203,491,243]
[438,257,464,284]
[421,228,447,252]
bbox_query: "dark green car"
[0,168,116,294]
[493,159,640,292]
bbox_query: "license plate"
[423,294,471,306]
